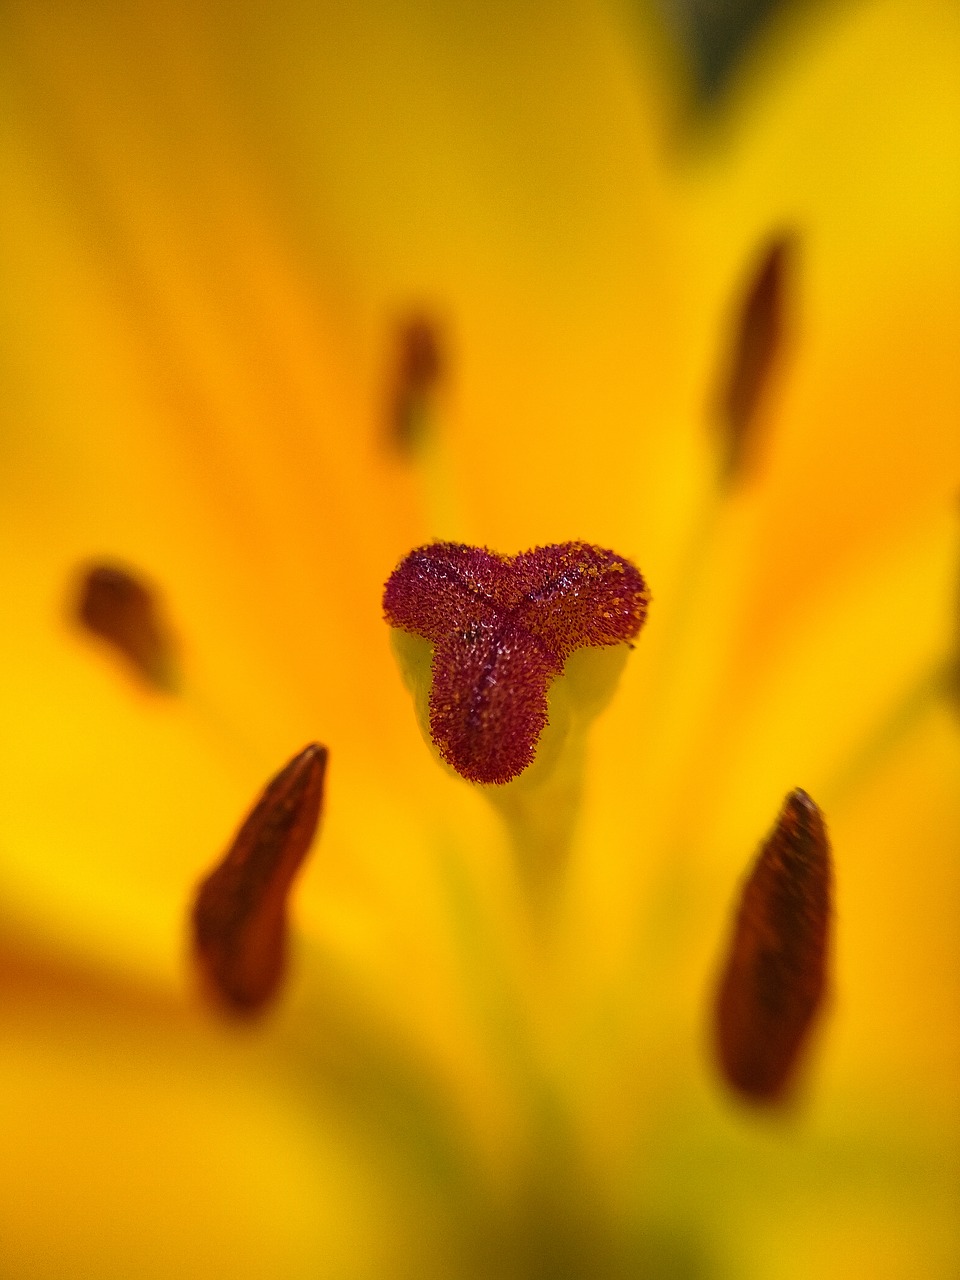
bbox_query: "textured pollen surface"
[192,744,327,1014]
[714,788,832,1102]
[383,542,649,784]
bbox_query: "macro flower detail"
[387,313,446,456]
[714,231,797,482]
[714,787,832,1103]
[192,743,327,1015]
[382,541,649,784]
[0,0,957,1275]
[74,561,179,692]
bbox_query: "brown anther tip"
[74,561,178,691]
[716,232,798,483]
[714,787,832,1104]
[191,743,327,1016]
[387,312,445,456]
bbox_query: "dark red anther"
[387,312,445,455]
[716,233,797,481]
[383,542,649,785]
[75,561,178,690]
[192,744,327,1015]
[714,788,832,1103]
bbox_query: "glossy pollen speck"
[383,541,649,785]
[192,743,327,1016]
[714,787,832,1104]
[74,561,178,691]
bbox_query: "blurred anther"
[950,495,960,715]
[715,232,798,482]
[74,561,178,691]
[387,312,445,456]
[192,743,327,1016]
[714,787,832,1103]
[655,0,791,106]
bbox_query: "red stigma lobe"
[383,542,649,785]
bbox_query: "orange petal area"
[673,707,959,1280]
[0,0,956,1276]
[0,0,442,973]
[0,0,676,972]
[681,0,960,663]
[0,953,460,1280]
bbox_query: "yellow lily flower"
[1,0,958,1276]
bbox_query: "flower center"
[382,541,649,785]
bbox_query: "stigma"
[383,541,649,785]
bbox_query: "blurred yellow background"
[0,0,957,1276]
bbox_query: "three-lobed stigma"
[383,541,649,785]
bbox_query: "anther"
[74,561,178,691]
[714,788,832,1103]
[383,542,649,784]
[192,744,327,1015]
[715,233,797,481]
[949,497,960,716]
[387,312,445,455]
